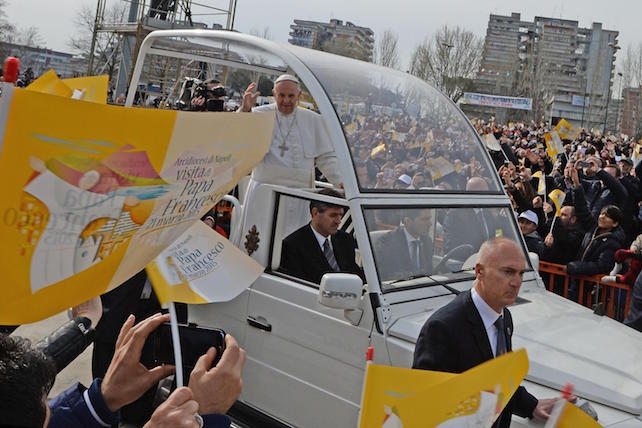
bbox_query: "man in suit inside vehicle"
[413,238,563,427]
[374,208,434,281]
[443,177,501,258]
[279,188,362,284]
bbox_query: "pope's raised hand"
[241,82,260,112]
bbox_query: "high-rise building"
[467,13,618,129]
[289,19,374,62]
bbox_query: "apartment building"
[289,19,374,62]
[466,13,618,130]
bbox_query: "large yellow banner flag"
[359,349,529,427]
[0,86,273,323]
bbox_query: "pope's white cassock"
[242,103,342,239]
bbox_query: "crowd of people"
[473,120,641,284]
[3,61,641,426]
[341,106,642,326]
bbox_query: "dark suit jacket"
[279,224,363,284]
[374,227,434,281]
[443,208,500,256]
[413,290,537,428]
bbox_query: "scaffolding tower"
[88,0,237,100]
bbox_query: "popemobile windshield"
[127,30,642,427]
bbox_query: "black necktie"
[494,315,506,356]
[323,238,340,272]
[410,240,421,270]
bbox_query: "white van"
[128,30,642,427]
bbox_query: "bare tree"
[16,26,43,47]
[0,0,15,42]
[68,1,126,77]
[619,43,642,90]
[408,25,483,102]
[618,43,642,136]
[249,26,273,40]
[375,29,399,69]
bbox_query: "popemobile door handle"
[247,315,272,332]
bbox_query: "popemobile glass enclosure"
[127,30,642,428]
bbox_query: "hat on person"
[397,174,412,185]
[620,157,634,166]
[518,210,538,226]
[274,74,299,85]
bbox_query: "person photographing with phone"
[1,313,245,428]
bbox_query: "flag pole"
[549,216,557,235]
[357,345,374,428]
[168,301,184,387]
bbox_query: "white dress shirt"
[471,287,503,357]
[310,225,332,252]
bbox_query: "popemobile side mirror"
[318,273,363,311]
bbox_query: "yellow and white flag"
[548,189,566,216]
[62,75,110,104]
[532,171,546,196]
[544,399,601,428]
[27,70,109,104]
[26,69,73,98]
[0,86,273,323]
[544,132,564,159]
[146,221,264,305]
[554,118,578,141]
[483,133,502,152]
[632,144,642,166]
[371,143,386,158]
[359,349,529,428]
[425,156,455,180]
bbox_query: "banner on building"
[462,93,533,111]
[0,86,274,323]
[571,95,590,107]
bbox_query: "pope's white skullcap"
[275,74,299,85]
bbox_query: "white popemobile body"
[127,30,642,427]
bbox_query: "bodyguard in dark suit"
[280,189,362,284]
[413,238,564,427]
[374,208,434,281]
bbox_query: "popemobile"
[126,30,642,427]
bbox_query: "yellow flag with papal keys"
[359,349,529,427]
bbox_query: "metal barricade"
[539,261,632,321]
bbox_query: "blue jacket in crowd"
[48,379,231,428]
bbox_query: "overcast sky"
[5,0,641,70]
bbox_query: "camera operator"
[0,312,245,428]
[190,79,227,112]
